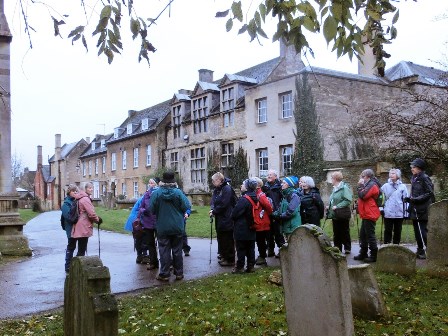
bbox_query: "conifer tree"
[292,73,325,182]
[227,146,249,189]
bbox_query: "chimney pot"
[198,69,214,82]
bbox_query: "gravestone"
[427,200,448,278]
[348,264,387,319]
[280,224,354,336]
[376,245,416,276]
[64,256,118,336]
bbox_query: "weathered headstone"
[376,244,416,276]
[64,256,118,336]
[427,200,448,278]
[348,264,387,319]
[280,224,354,336]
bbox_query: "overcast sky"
[6,0,448,170]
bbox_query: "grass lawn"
[18,209,41,223]
[0,268,446,335]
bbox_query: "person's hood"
[266,179,281,190]
[74,191,89,200]
[245,190,258,202]
[159,184,178,201]
[387,178,402,185]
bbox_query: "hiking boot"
[232,267,245,274]
[147,264,159,270]
[141,256,151,264]
[344,250,351,255]
[267,249,275,257]
[245,266,256,273]
[275,253,280,259]
[156,274,170,282]
[354,254,368,261]
[175,274,184,280]
[363,256,377,263]
[184,250,190,256]
[255,256,267,265]
[218,260,234,267]
[136,255,143,264]
[416,249,427,259]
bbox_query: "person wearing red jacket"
[354,169,381,263]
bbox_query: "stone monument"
[0,0,31,256]
[280,224,354,336]
[427,200,448,278]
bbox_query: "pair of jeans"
[384,218,403,244]
[359,219,377,256]
[141,228,158,265]
[157,234,183,278]
[332,218,351,252]
[267,218,285,251]
[235,240,255,270]
[255,230,269,258]
[65,237,88,272]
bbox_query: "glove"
[97,217,103,225]
[403,197,411,204]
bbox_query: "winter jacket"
[139,187,158,229]
[381,179,409,218]
[231,191,257,241]
[149,182,190,237]
[357,178,380,221]
[299,187,325,226]
[252,188,273,231]
[124,196,143,232]
[71,191,99,238]
[328,181,353,219]
[210,178,235,231]
[409,172,434,221]
[274,187,301,235]
[61,195,76,239]
[264,179,282,212]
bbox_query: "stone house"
[34,145,54,211]
[78,102,172,199]
[48,135,88,209]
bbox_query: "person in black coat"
[210,172,236,266]
[231,178,258,274]
[405,158,434,259]
[264,169,286,257]
[299,176,325,226]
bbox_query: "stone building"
[48,135,88,209]
[34,145,53,211]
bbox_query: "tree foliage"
[292,73,325,182]
[227,146,249,189]
[21,0,400,72]
[217,0,400,76]
[352,76,448,166]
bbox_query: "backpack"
[375,191,385,207]
[66,199,79,225]
[243,195,261,230]
[230,187,238,207]
[132,218,143,239]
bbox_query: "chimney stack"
[37,145,42,169]
[279,38,303,75]
[198,69,214,83]
[86,137,90,144]
[55,134,62,161]
[357,37,378,77]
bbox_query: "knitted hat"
[244,178,258,191]
[283,176,296,188]
[410,158,425,169]
[162,171,176,183]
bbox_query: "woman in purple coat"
[137,178,159,269]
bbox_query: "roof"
[233,57,281,84]
[107,99,171,144]
[299,66,390,85]
[79,133,113,159]
[219,73,258,87]
[41,165,51,182]
[49,139,87,162]
[385,61,447,86]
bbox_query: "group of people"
[61,157,434,277]
[209,170,326,274]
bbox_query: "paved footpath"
[0,211,419,319]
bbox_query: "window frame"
[192,96,209,134]
[257,98,267,123]
[281,145,293,176]
[281,92,293,119]
[146,145,152,166]
[133,147,139,168]
[190,147,206,184]
[122,150,127,170]
[111,153,116,171]
[257,148,269,177]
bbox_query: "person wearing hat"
[404,158,434,259]
[272,176,302,240]
[149,171,190,281]
[230,178,258,273]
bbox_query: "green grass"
[18,209,40,223]
[1,268,446,335]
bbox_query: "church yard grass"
[0,268,446,335]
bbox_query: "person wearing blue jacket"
[61,184,79,273]
[150,171,190,281]
[381,168,409,245]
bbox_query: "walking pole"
[413,208,427,250]
[209,216,213,265]
[98,224,101,258]
[354,201,360,239]
[379,210,384,246]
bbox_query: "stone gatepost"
[64,256,118,336]
[376,245,416,276]
[348,264,387,319]
[280,224,354,336]
[427,200,448,278]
